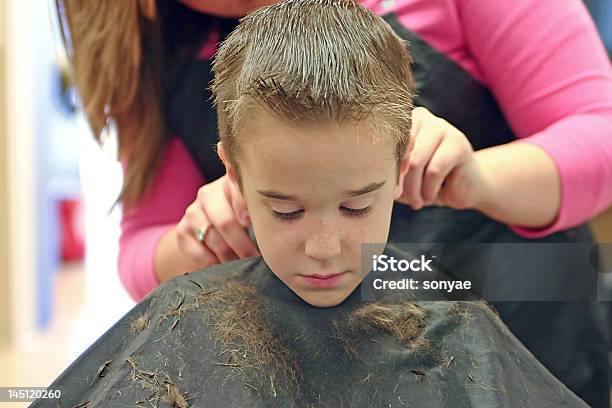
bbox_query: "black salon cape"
[30,246,588,408]
[167,10,609,405]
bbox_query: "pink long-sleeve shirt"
[119,0,612,301]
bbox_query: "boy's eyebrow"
[345,181,386,197]
[257,181,386,201]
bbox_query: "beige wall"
[1,0,37,348]
[0,0,10,347]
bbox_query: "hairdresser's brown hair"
[212,0,414,181]
[55,0,166,209]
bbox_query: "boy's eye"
[341,205,373,218]
[272,209,304,222]
[271,206,373,222]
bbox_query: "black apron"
[165,13,609,408]
[30,245,590,407]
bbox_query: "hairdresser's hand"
[397,107,489,211]
[175,174,260,268]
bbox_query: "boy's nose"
[305,231,341,261]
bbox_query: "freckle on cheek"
[355,225,372,241]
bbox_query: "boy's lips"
[300,271,347,289]
[307,272,343,279]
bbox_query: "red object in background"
[60,197,85,262]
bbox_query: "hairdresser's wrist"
[154,227,202,283]
[441,154,491,212]
[470,144,561,228]
[468,153,497,214]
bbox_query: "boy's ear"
[217,141,229,167]
[394,137,414,199]
[217,142,238,185]
[394,156,410,200]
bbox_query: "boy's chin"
[297,289,353,308]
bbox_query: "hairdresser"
[57,0,612,406]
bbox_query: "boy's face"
[222,114,409,308]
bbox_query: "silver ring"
[195,225,211,243]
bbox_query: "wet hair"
[211,0,415,183]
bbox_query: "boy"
[32,1,588,407]
[211,0,413,308]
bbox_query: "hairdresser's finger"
[185,198,239,263]
[432,189,447,208]
[199,180,258,259]
[175,216,220,268]
[200,225,240,262]
[178,235,220,270]
[421,132,466,205]
[403,113,443,209]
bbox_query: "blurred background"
[0,1,134,405]
[0,1,611,407]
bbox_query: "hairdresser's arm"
[461,0,612,235]
[119,138,205,301]
[470,143,562,228]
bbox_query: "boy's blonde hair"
[212,0,414,180]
